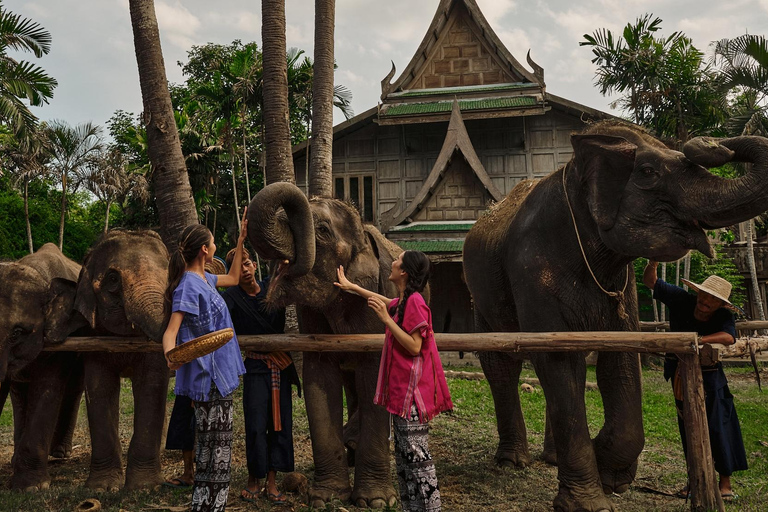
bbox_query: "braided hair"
[394,250,431,327]
[165,224,213,310]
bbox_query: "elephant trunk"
[247,182,315,277]
[682,135,768,228]
[123,279,168,342]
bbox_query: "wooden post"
[679,352,725,512]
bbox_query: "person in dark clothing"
[222,248,299,505]
[644,260,748,500]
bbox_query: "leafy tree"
[581,14,725,143]
[0,1,57,145]
[41,120,102,250]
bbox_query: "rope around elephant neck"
[562,166,629,320]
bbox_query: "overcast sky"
[9,0,768,132]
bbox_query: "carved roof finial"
[381,61,396,101]
[526,50,545,87]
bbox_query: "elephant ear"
[73,266,99,330]
[571,134,637,231]
[45,277,89,344]
[363,226,400,296]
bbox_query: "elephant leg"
[341,368,359,467]
[532,352,614,512]
[50,357,84,459]
[350,353,397,509]
[10,380,29,461]
[542,401,558,465]
[303,351,351,507]
[593,352,644,494]
[10,354,74,491]
[477,351,530,468]
[125,353,168,490]
[0,378,11,417]
[83,354,123,491]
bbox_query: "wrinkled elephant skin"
[463,122,768,511]
[0,243,84,490]
[57,230,171,491]
[248,183,407,508]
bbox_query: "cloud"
[476,0,517,26]
[154,1,201,50]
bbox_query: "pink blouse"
[373,292,453,423]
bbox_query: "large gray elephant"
[0,243,84,490]
[463,121,768,511]
[49,230,170,491]
[247,182,408,509]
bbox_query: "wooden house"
[292,0,612,333]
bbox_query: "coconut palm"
[262,0,294,184]
[41,120,103,250]
[128,0,198,250]
[310,0,336,198]
[0,1,57,145]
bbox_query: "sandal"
[264,488,287,504]
[721,492,739,502]
[162,477,193,489]
[240,487,260,503]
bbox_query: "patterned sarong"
[191,386,233,512]
[392,403,442,511]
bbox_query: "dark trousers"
[243,358,294,478]
[165,394,195,451]
[671,363,748,477]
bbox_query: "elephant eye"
[317,223,331,236]
[639,164,656,175]
[104,270,121,292]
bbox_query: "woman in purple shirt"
[162,213,248,512]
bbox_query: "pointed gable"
[378,0,548,125]
[388,101,503,227]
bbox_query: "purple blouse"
[172,271,245,401]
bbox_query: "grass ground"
[0,362,765,511]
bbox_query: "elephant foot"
[50,444,72,459]
[308,483,352,509]
[351,482,398,510]
[598,460,637,495]
[10,472,50,492]
[494,446,531,469]
[85,470,122,492]
[541,447,558,466]
[124,471,164,491]
[553,485,614,512]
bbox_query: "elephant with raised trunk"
[247,182,408,509]
[463,121,768,512]
[0,243,84,490]
[50,230,170,491]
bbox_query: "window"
[333,174,376,222]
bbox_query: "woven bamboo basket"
[167,328,234,365]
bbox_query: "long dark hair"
[395,250,431,327]
[165,224,213,309]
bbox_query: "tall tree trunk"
[660,263,667,322]
[242,122,251,203]
[309,0,335,197]
[24,179,33,254]
[104,198,112,234]
[746,219,766,322]
[128,0,197,252]
[230,137,240,218]
[262,0,294,185]
[58,172,67,251]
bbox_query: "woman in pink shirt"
[336,250,452,512]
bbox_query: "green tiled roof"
[392,83,533,98]
[394,224,473,232]
[397,240,464,253]
[382,97,538,117]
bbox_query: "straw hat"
[681,275,733,306]
[205,256,227,275]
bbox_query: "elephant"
[247,182,411,509]
[49,230,170,491]
[0,243,85,490]
[462,121,768,512]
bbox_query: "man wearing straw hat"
[643,261,748,501]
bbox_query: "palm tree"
[128,0,198,250]
[309,0,336,198]
[42,120,102,250]
[0,2,57,145]
[0,129,48,252]
[81,148,149,233]
[712,34,768,323]
[262,0,294,184]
